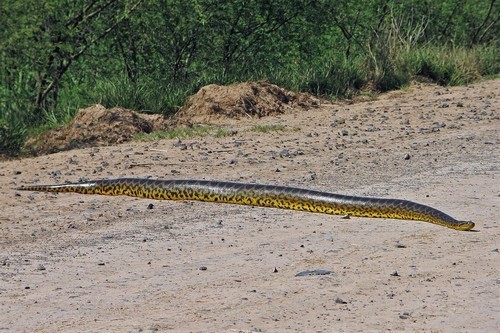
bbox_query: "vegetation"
[1,0,498,155]
[136,124,295,141]
[248,125,289,133]
[135,125,234,141]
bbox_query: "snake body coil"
[17,178,474,231]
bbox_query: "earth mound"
[175,81,320,123]
[25,104,167,155]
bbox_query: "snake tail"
[16,178,474,231]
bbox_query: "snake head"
[455,220,475,231]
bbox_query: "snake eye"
[458,221,475,231]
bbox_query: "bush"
[410,46,488,85]
[304,57,365,97]
[0,115,27,156]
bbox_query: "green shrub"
[409,46,490,85]
[0,115,27,156]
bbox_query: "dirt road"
[1,80,498,332]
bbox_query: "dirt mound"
[25,104,168,155]
[175,81,320,123]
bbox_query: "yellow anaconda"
[16,178,474,231]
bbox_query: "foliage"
[1,0,498,155]
[0,112,26,156]
[89,74,191,114]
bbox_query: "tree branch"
[38,0,144,109]
[470,0,497,46]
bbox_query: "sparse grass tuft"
[247,124,289,133]
[135,124,297,142]
[134,125,234,141]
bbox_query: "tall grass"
[90,75,194,115]
[282,56,365,98]
[406,46,498,85]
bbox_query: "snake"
[16,178,474,231]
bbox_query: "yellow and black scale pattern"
[17,178,474,231]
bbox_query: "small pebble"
[390,271,399,277]
[199,266,207,271]
[335,297,347,304]
[395,241,407,248]
[147,203,154,209]
[173,140,187,150]
[272,267,278,273]
[210,220,223,228]
[399,311,411,319]
[295,269,332,277]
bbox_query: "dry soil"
[1,80,499,332]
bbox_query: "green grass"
[90,75,193,115]
[390,45,498,87]
[247,124,293,133]
[134,124,295,142]
[134,125,234,141]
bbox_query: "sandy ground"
[1,80,499,332]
